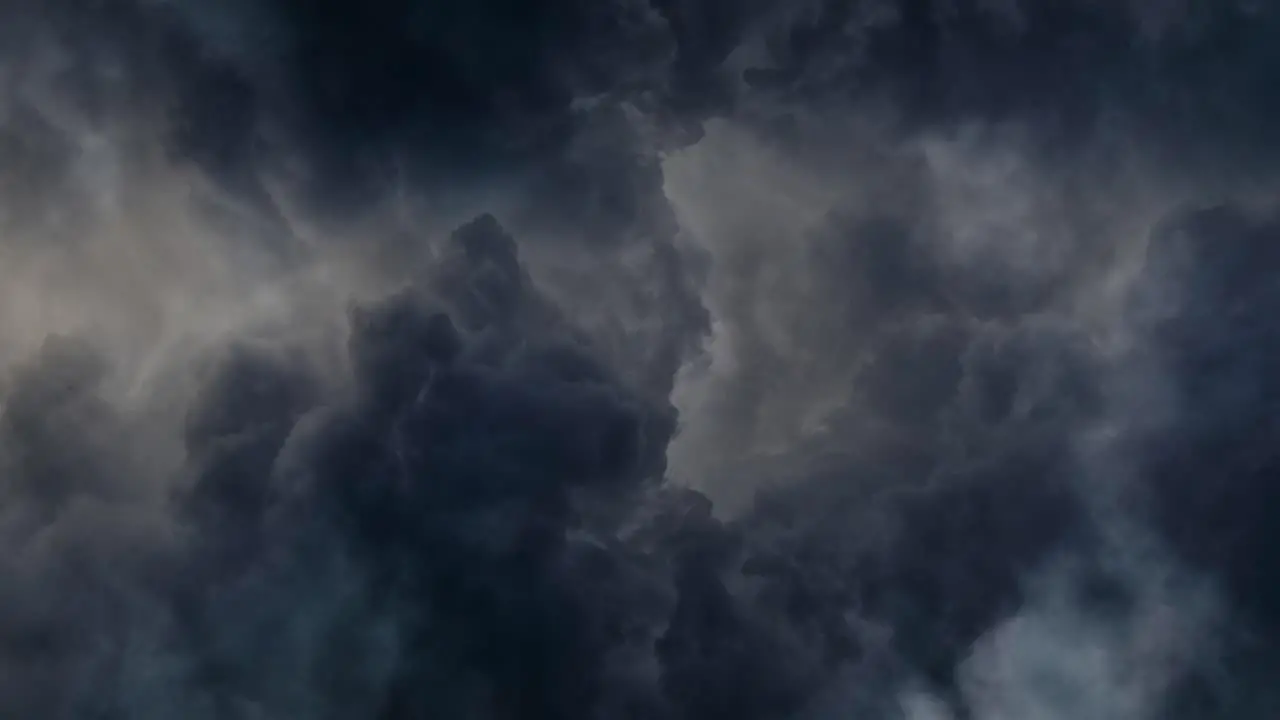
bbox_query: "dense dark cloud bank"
[3,1,1280,718]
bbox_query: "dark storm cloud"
[0,209,1096,718]
[739,1,1280,159]
[1114,205,1280,718]
[5,1,1280,719]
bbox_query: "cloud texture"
[3,1,1280,718]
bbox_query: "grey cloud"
[4,1,1280,719]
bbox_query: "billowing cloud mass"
[3,1,1280,718]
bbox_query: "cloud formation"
[2,1,1280,719]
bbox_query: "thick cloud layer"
[3,1,1280,719]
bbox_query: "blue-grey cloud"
[3,2,1280,719]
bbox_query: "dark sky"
[2,1,1280,718]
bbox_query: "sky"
[2,1,1280,718]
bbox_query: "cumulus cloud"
[2,1,1280,719]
